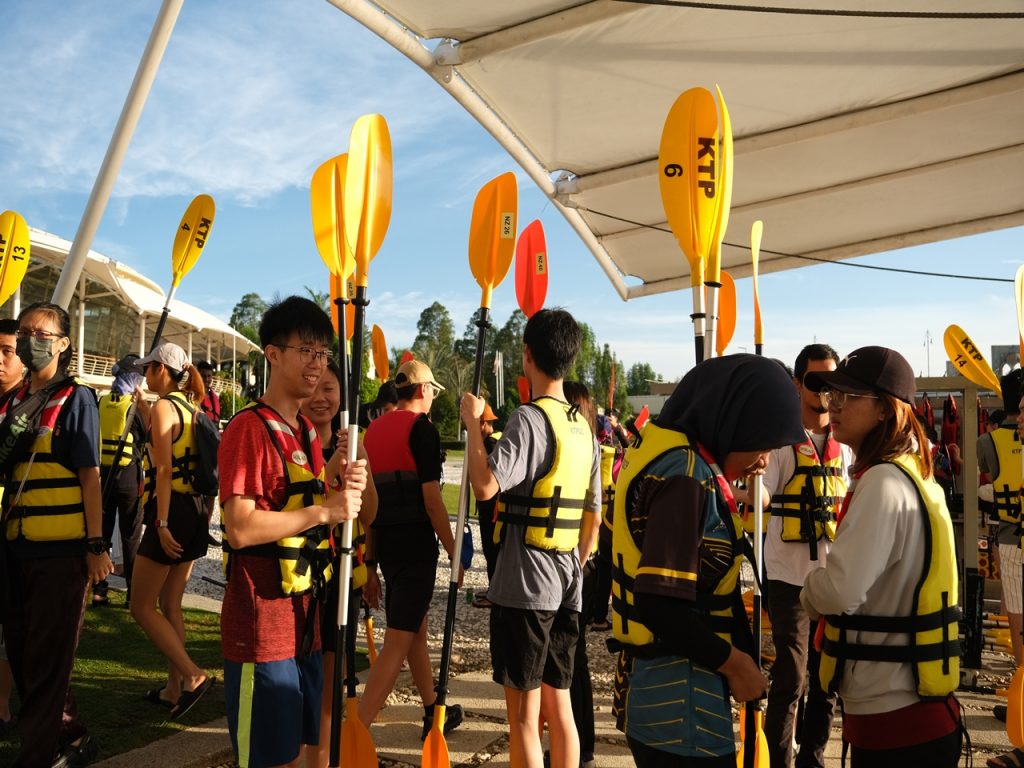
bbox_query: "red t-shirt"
[219,407,322,663]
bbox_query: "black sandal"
[988,747,1024,768]
[170,677,214,720]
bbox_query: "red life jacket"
[363,409,428,526]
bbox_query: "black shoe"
[995,703,1008,723]
[51,735,98,768]
[420,703,464,741]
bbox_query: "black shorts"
[490,604,579,691]
[379,558,437,632]
[137,492,209,566]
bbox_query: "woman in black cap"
[610,354,805,766]
[801,346,962,767]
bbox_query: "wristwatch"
[85,537,107,556]
[155,518,170,530]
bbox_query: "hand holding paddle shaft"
[426,172,517,768]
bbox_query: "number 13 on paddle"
[0,211,31,307]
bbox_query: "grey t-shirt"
[486,402,602,611]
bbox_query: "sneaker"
[420,703,464,741]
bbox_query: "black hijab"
[656,354,805,465]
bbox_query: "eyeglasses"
[423,383,440,397]
[275,344,330,364]
[819,389,879,410]
[16,329,63,341]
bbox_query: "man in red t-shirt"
[220,296,366,768]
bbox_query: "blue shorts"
[224,652,323,768]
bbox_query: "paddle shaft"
[691,287,706,364]
[149,284,179,351]
[437,307,491,705]
[704,280,720,363]
[330,288,367,768]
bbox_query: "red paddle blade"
[400,350,415,366]
[514,220,548,318]
[517,376,531,404]
[635,406,650,430]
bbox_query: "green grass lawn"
[0,589,367,763]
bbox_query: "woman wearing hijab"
[609,355,804,766]
[801,348,962,767]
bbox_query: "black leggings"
[628,736,734,767]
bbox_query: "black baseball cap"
[803,346,916,404]
[111,353,142,376]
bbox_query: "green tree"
[413,302,455,352]
[229,293,268,344]
[626,362,658,397]
[305,286,331,314]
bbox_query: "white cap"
[138,341,190,373]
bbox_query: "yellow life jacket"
[491,431,503,441]
[819,454,961,700]
[991,426,1022,526]
[222,404,335,597]
[494,396,594,552]
[142,391,200,504]
[98,393,137,468]
[610,422,744,649]
[4,381,87,543]
[772,431,847,557]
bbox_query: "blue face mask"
[16,336,57,373]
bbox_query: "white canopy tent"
[326,0,1024,299]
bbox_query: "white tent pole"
[77,273,86,376]
[12,285,20,318]
[187,329,193,360]
[138,316,146,357]
[51,0,185,309]
[206,337,212,366]
[231,334,237,396]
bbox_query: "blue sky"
[2,0,1021,384]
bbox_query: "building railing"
[69,353,243,396]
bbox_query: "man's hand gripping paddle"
[105,197,213,503]
[425,172,517,768]
[737,221,770,768]
[0,210,31,307]
[659,87,727,364]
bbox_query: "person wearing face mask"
[0,302,113,768]
[802,348,962,767]
[609,354,805,767]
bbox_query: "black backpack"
[166,393,220,497]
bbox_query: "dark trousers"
[477,498,499,582]
[569,560,597,760]
[850,728,961,768]
[764,579,836,768]
[6,553,90,768]
[592,546,613,625]
[95,464,143,600]
[628,736,734,767]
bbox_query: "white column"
[231,334,237,396]
[138,315,146,357]
[206,337,212,365]
[187,329,193,360]
[51,0,186,309]
[77,273,86,376]
[12,284,20,318]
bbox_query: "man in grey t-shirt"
[462,309,600,768]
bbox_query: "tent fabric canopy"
[329,0,1024,299]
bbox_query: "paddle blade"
[517,375,531,405]
[171,194,215,287]
[311,153,353,278]
[736,705,770,767]
[371,325,389,382]
[515,219,548,318]
[365,614,377,665]
[707,84,733,284]
[1009,665,1024,747]
[751,221,764,347]
[943,324,1002,393]
[421,704,451,768]
[716,271,737,357]
[330,273,356,341]
[468,172,518,309]
[659,87,719,287]
[400,350,415,366]
[635,405,650,430]
[344,114,393,287]
[0,210,31,306]
[341,696,378,767]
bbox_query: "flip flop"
[988,747,1024,768]
[169,677,214,720]
[143,688,176,709]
